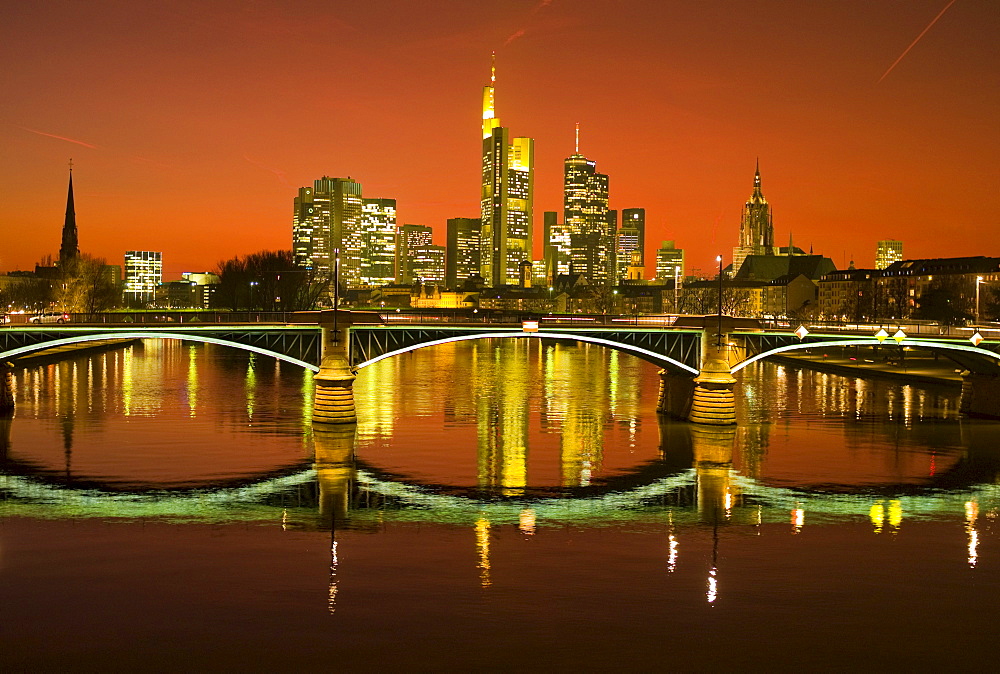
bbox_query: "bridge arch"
[353,330,700,375]
[731,338,1000,374]
[0,332,321,372]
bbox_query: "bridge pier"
[313,323,357,425]
[657,370,695,419]
[960,372,1000,419]
[0,362,14,416]
[688,334,737,426]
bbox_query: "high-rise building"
[361,198,397,286]
[616,226,641,282]
[876,239,903,270]
[543,211,572,281]
[480,55,534,286]
[446,217,481,288]
[59,167,79,268]
[621,208,646,268]
[398,224,433,284]
[292,176,364,285]
[564,130,611,284]
[124,251,162,305]
[410,244,446,284]
[655,241,684,285]
[732,160,776,275]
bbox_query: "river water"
[1,339,997,670]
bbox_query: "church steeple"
[751,157,764,201]
[59,162,79,267]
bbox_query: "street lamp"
[976,276,984,324]
[716,255,723,346]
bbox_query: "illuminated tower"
[564,126,611,283]
[361,198,397,286]
[543,211,572,281]
[876,239,903,270]
[621,208,646,267]
[59,166,79,267]
[293,176,364,286]
[480,54,534,286]
[446,217,482,288]
[732,160,776,275]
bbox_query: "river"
[1,338,997,670]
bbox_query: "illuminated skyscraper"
[361,198,397,286]
[124,251,162,305]
[398,224,433,284]
[655,240,684,284]
[876,239,903,270]
[564,128,611,283]
[621,208,646,267]
[480,55,534,286]
[292,176,364,286]
[446,217,481,288]
[543,211,572,280]
[732,161,776,275]
[616,225,641,282]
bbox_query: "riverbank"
[11,339,142,367]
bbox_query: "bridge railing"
[377,311,683,327]
[756,318,1000,339]
[66,311,297,325]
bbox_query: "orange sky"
[2,0,997,279]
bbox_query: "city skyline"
[2,1,997,278]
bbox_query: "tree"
[213,250,329,311]
[914,277,973,326]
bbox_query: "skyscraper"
[446,217,481,288]
[732,160,776,275]
[480,55,534,286]
[655,241,684,284]
[621,208,646,268]
[398,224,433,284]
[59,167,79,268]
[124,251,162,305]
[543,211,572,281]
[293,176,364,285]
[361,198,397,286]
[876,239,903,270]
[616,225,641,282]
[564,129,611,284]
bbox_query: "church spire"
[59,161,79,267]
[752,158,763,200]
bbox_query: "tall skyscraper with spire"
[564,125,611,284]
[480,54,534,286]
[59,164,79,267]
[732,160,776,275]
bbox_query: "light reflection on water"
[1,338,998,668]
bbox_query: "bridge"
[2,311,999,423]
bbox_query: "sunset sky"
[2,0,997,279]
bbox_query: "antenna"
[575,122,580,153]
[491,51,496,84]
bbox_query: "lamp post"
[716,255,723,347]
[976,276,984,324]
[333,248,340,344]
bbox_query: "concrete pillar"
[313,325,357,424]
[0,362,15,416]
[657,369,695,419]
[688,334,737,426]
[960,372,1000,419]
[313,425,357,524]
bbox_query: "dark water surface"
[1,339,997,670]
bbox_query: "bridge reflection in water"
[1,338,999,612]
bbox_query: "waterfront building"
[876,239,903,270]
[292,176,364,285]
[124,251,162,305]
[480,56,534,286]
[445,217,481,289]
[732,161,776,276]
[361,198,397,286]
[564,132,611,284]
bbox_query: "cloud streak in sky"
[17,125,99,149]
[878,0,958,83]
[242,154,293,188]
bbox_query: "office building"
[616,226,641,283]
[564,129,611,284]
[621,208,646,268]
[398,224,433,284]
[124,251,162,305]
[292,176,364,285]
[480,55,534,286]
[876,239,903,270]
[446,218,482,288]
[361,198,397,286]
[655,241,684,285]
[543,211,572,281]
